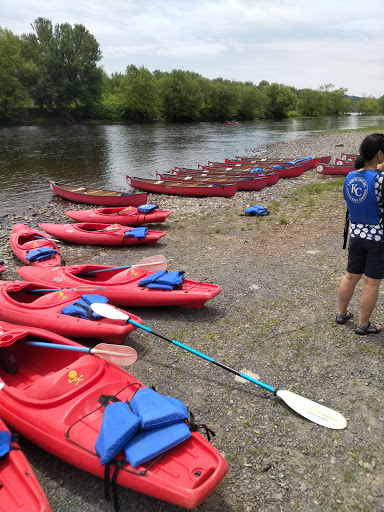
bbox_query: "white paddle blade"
[91,343,137,366]
[0,383,4,390]
[91,303,129,321]
[276,390,347,429]
[133,254,167,271]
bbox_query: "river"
[0,115,383,214]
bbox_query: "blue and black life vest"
[138,270,185,290]
[0,430,20,461]
[26,247,58,262]
[61,294,109,320]
[137,204,158,214]
[343,170,380,225]
[124,227,148,239]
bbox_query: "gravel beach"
[1,130,383,512]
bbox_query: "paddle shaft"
[126,318,275,393]
[84,262,159,274]
[24,341,135,359]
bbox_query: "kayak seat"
[106,268,147,283]
[22,355,101,400]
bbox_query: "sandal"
[355,322,382,335]
[335,311,353,324]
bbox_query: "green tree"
[297,89,325,116]
[119,65,159,121]
[203,78,240,120]
[264,83,298,118]
[20,18,103,116]
[0,28,30,122]
[323,87,350,115]
[356,97,381,115]
[157,70,203,121]
[236,82,262,120]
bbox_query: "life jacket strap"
[187,410,215,442]
[343,209,350,249]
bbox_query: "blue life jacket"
[137,204,158,214]
[61,294,109,320]
[0,430,11,458]
[245,205,268,216]
[95,401,141,465]
[285,160,297,165]
[250,167,263,173]
[124,421,191,468]
[272,165,283,170]
[138,270,185,290]
[26,247,58,262]
[124,227,148,239]
[129,388,188,429]
[343,170,380,224]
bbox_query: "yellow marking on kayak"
[58,291,67,300]
[68,370,83,385]
[130,269,139,276]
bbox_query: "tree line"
[1,18,383,124]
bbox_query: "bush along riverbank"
[0,130,383,512]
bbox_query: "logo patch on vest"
[345,176,369,203]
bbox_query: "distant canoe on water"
[49,180,147,206]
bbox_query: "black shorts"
[347,237,384,279]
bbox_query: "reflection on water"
[0,116,383,214]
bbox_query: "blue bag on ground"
[26,247,58,262]
[0,430,11,458]
[244,205,268,216]
[124,227,148,238]
[124,421,191,468]
[95,401,141,465]
[137,204,158,213]
[130,388,188,429]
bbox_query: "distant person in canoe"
[336,133,384,335]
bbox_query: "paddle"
[26,285,107,293]
[91,303,347,430]
[83,254,167,275]
[23,341,137,366]
[34,235,62,243]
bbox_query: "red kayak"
[202,162,306,178]
[0,322,228,509]
[315,163,354,175]
[38,223,165,246]
[126,176,237,198]
[65,206,172,225]
[17,265,222,308]
[0,281,142,343]
[0,415,51,512]
[49,180,148,207]
[10,224,64,267]
[226,155,331,171]
[155,173,268,191]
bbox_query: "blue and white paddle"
[91,303,347,430]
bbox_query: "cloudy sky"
[2,0,383,98]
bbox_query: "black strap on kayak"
[187,410,215,442]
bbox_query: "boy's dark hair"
[355,133,384,169]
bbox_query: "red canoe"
[155,173,268,191]
[0,281,142,343]
[126,176,237,198]
[172,168,280,187]
[38,223,165,246]
[49,180,148,207]
[17,265,222,309]
[227,155,331,171]
[315,163,354,175]
[0,415,51,512]
[201,162,306,177]
[10,223,64,267]
[65,206,172,225]
[0,322,228,509]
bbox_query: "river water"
[0,115,383,214]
